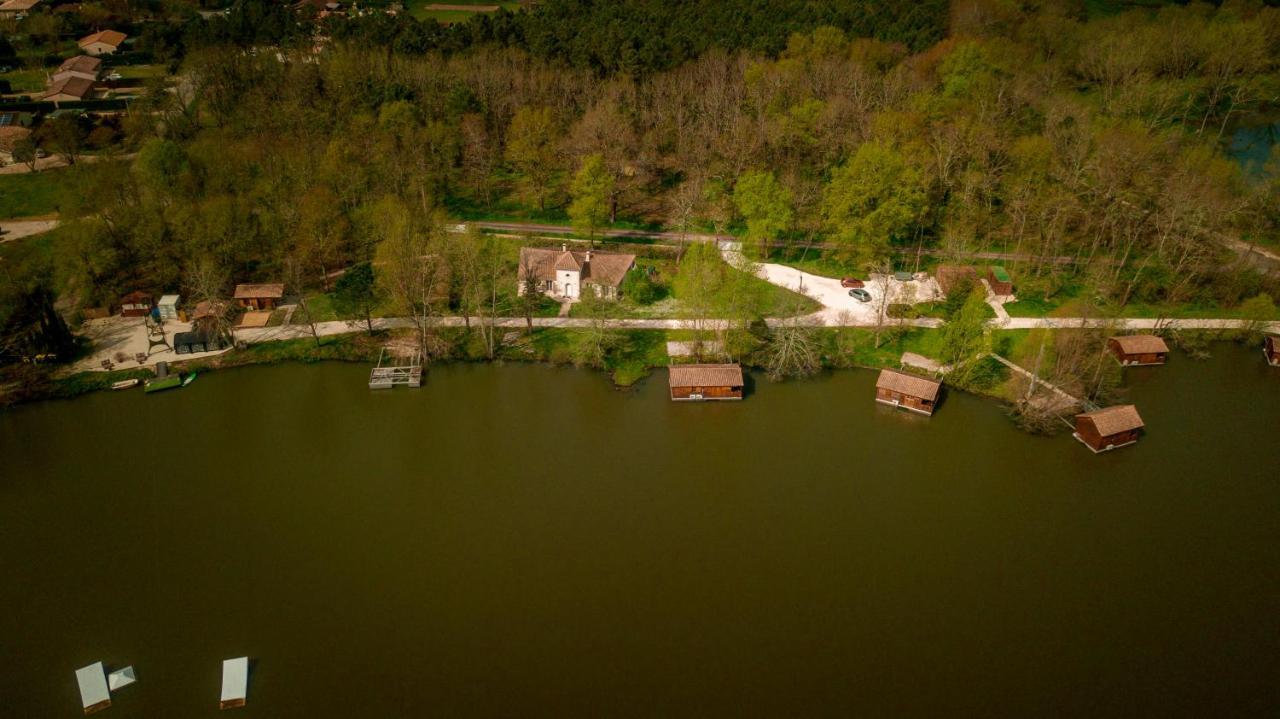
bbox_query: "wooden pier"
[369,347,422,389]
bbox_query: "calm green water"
[2,346,1279,717]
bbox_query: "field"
[406,0,519,23]
[0,170,66,219]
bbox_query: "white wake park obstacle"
[74,663,111,714]
[220,657,249,709]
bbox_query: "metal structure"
[369,347,422,389]
[144,316,170,355]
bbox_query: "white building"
[518,245,636,301]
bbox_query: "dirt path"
[0,218,59,242]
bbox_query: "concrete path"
[0,219,58,243]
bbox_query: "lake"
[2,345,1279,716]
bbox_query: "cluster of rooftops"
[670,330,1278,455]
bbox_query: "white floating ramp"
[75,662,111,714]
[108,666,136,691]
[220,657,249,709]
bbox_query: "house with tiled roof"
[1108,334,1169,366]
[517,244,636,301]
[1074,405,1144,453]
[42,75,96,102]
[78,29,127,56]
[54,55,102,83]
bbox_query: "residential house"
[78,30,127,56]
[1108,335,1169,366]
[517,244,636,301]
[53,55,102,83]
[668,364,744,401]
[233,283,285,310]
[1074,405,1144,453]
[0,0,40,18]
[42,76,96,102]
[875,368,942,416]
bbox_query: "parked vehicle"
[840,277,865,288]
[848,288,872,302]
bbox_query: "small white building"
[157,294,180,320]
[517,244,636,301]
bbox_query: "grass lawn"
[0,171,67,219]
[0,69,45,94]
[406,0,519,22]
[112,65,167,81]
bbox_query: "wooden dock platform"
[369,347,422,389]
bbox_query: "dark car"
[848,288,871,302]
[840,277,865,288]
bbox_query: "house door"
[565,283,576,298]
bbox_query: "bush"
[622,268,661,305]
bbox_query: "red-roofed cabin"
[875,368,942,416]
[234,283,285,310]
[1108,335,1169,366]
[668,364,744,401]
[1074,405,1144,453]
[119,290,152,317]
[1266,335,1279,367]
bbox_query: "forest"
[2,0,1279,396]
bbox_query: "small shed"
[668,363,744,401]
[1265,335,1279,367]
[157,294,180,320]
[220,657,249,709]
[1108,335,1169,366]
[935,265,978,296]
[1074,405,1144,453]
[987,266,1013,296]
[875,368,942,416]
[119,291,153,318]
[233,283,284,310]
[75,662,111,714]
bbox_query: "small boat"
[111,378,140,390]
[144,375,182,394]
[182,372,198,387]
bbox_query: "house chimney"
[585,250,592,264]
[561,243,568,252]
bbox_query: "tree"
[568,153,614,249]
[822,141,926,266]
[372,198,449,357]
[939,286,992,384]
[41,115,86,166]
[505,106,559,212]
[515,239,546,335]
[284,257,322,348]
[672,241,725,346]
[733,170,793,258]
[331,262,383,335]
[764,298,821,381]
[569,288,618,368]
[0,284,76,362]
[11,137,38,173]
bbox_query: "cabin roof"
[1078,404,1144,436]
[0,0,41,11]
[876,368,941,401]
[158,293,180,305]
[234,283,285,299]
[120,290,151,303]
[518,246,636,288]
[1110,334,1169,354]
[668,363,744,388]
[990,266,1010,282]
[79,29,127,48]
